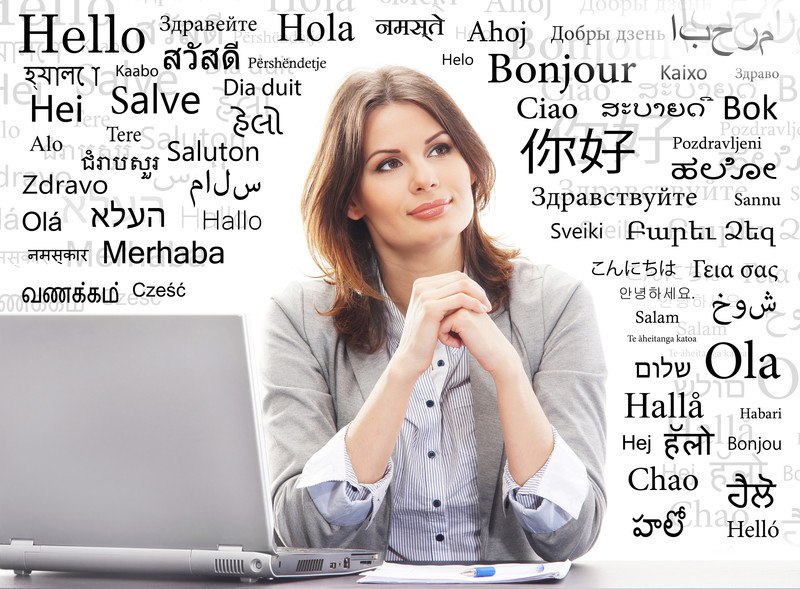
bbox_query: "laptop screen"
[0,315,274,553]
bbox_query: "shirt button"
[426,400,435,408]
[435,534,445,542]
[432,499,442,508]
[437,359,445,367]
[427,450,436,459]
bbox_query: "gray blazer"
[261,260,606,561]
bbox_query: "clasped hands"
[391,271,519,378]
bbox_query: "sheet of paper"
[358,561,571,584]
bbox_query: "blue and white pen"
[460,566,496,578]
[460,564,546,578]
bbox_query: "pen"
[461,567,496,578]
[460,564,546,578]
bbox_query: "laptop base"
[0,541,381,581]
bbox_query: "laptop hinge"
[213,545,259,584]
[9,539,35,576]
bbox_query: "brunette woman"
[262,66,606,563]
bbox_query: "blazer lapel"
[471,306,514,547]
[348,346,390,404]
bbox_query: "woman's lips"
[408,198,452,218]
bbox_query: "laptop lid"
[0,315,276,554]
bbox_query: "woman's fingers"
[395,272,492,372]
[439,331,463,348]
[423,292,487,319]
[410,272,491,311]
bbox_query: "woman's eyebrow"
[424,130,447,144]
[365,147,400,163]
[365,130,449,163]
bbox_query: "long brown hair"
[302,66,518,353]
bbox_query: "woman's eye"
[377,158,402,172]
[429,143,451,157]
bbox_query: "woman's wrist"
[386,353,427,388]
[487,342,525,382]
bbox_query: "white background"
[0,0,798,566]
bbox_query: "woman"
[262,66,606,563]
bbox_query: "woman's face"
[348,102,475,258]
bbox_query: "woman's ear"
[347,197,365,221]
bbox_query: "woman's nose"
[409,161,439,193]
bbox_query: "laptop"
[0,315,382,581]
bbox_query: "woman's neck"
[376,239,464,315]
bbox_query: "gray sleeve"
[261,283,376,548]
[522,268,607,561]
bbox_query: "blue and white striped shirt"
[381,300,481,561]
[296,286,588,561]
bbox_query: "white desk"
[1,561,799,588]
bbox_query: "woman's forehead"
[362,103,443,149]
